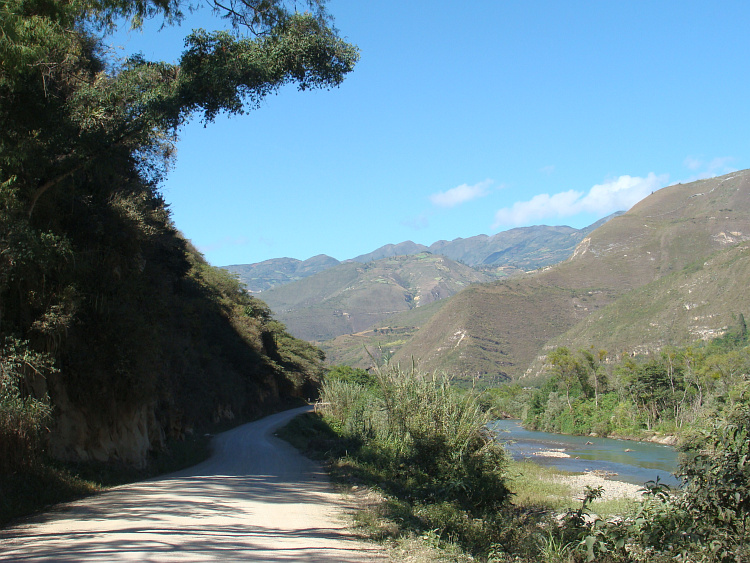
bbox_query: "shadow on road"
[0,407,385,562]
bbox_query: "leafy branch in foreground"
[0,338,55,473]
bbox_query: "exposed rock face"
[47,378,165,468]
[44,368,291,467]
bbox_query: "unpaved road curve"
[0,406,386,562]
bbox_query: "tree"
[621,358,682,430]
[739,313,748,340]
[1,0,359,218]
[579,347,607,408]
[0,0,356,466]
[547,347,591,410]
[1,0,357,336]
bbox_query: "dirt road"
[0,406,386,562]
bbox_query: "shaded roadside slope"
[0,407,385,562]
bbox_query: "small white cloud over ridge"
[430,179,492,208]
[492,173,669,229]
[682,156,736,181]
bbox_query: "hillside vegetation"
[0,0,356,482]
[393,171,750,382]
[531,241,750,371]
[319,298,449,368]
[525,323,750,439]
[290,358,750,562]
[260,252,494,341]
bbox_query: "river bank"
[494,419,679,487]
[610,432,679,446]
[554,471,643,501]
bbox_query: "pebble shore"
[555,472,644,501]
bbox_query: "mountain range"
[256,253,494,342]
[390,170,750,383]
[224,216,618,293]
[225,170,750,386]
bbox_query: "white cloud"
[429,179,492,208]
[682,155,736,180]
[492,173,669,229]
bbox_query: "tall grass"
[321,363,510,511]
[316,364,519,556]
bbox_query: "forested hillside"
[0,0,357,471]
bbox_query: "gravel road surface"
[0,406,385,562]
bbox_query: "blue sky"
[111,0,750,266]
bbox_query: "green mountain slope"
[392,171,750,382]
[260,253,494,341]
[225,254,340,292]
[225,217,619,295]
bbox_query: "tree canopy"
[1,0,358,217]
[0,0,356,471]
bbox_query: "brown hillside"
[393,170,750,380]
[528,240,750,373]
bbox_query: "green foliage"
[483,383,533,419]
[0,338,54,472]
[288,370,750,562]
[325,364,375,387]
[527,325,750,440]
[555,413,750,563]
[0,0,344,487]
[318,363,511,552]
[520,327,750,562]
[674,411,750,560]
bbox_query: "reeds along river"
[491,419,680,487]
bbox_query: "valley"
[4,2,749,562]
[226,171,750,388]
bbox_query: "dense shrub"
[0,338,54,472]
[561,412,750,563]
[320,364,510,512]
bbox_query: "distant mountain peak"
[224,214,624,293]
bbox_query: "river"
[492,419,680,486]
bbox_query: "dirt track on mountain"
[0,406,386,562]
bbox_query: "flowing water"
[492,419,680,486]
